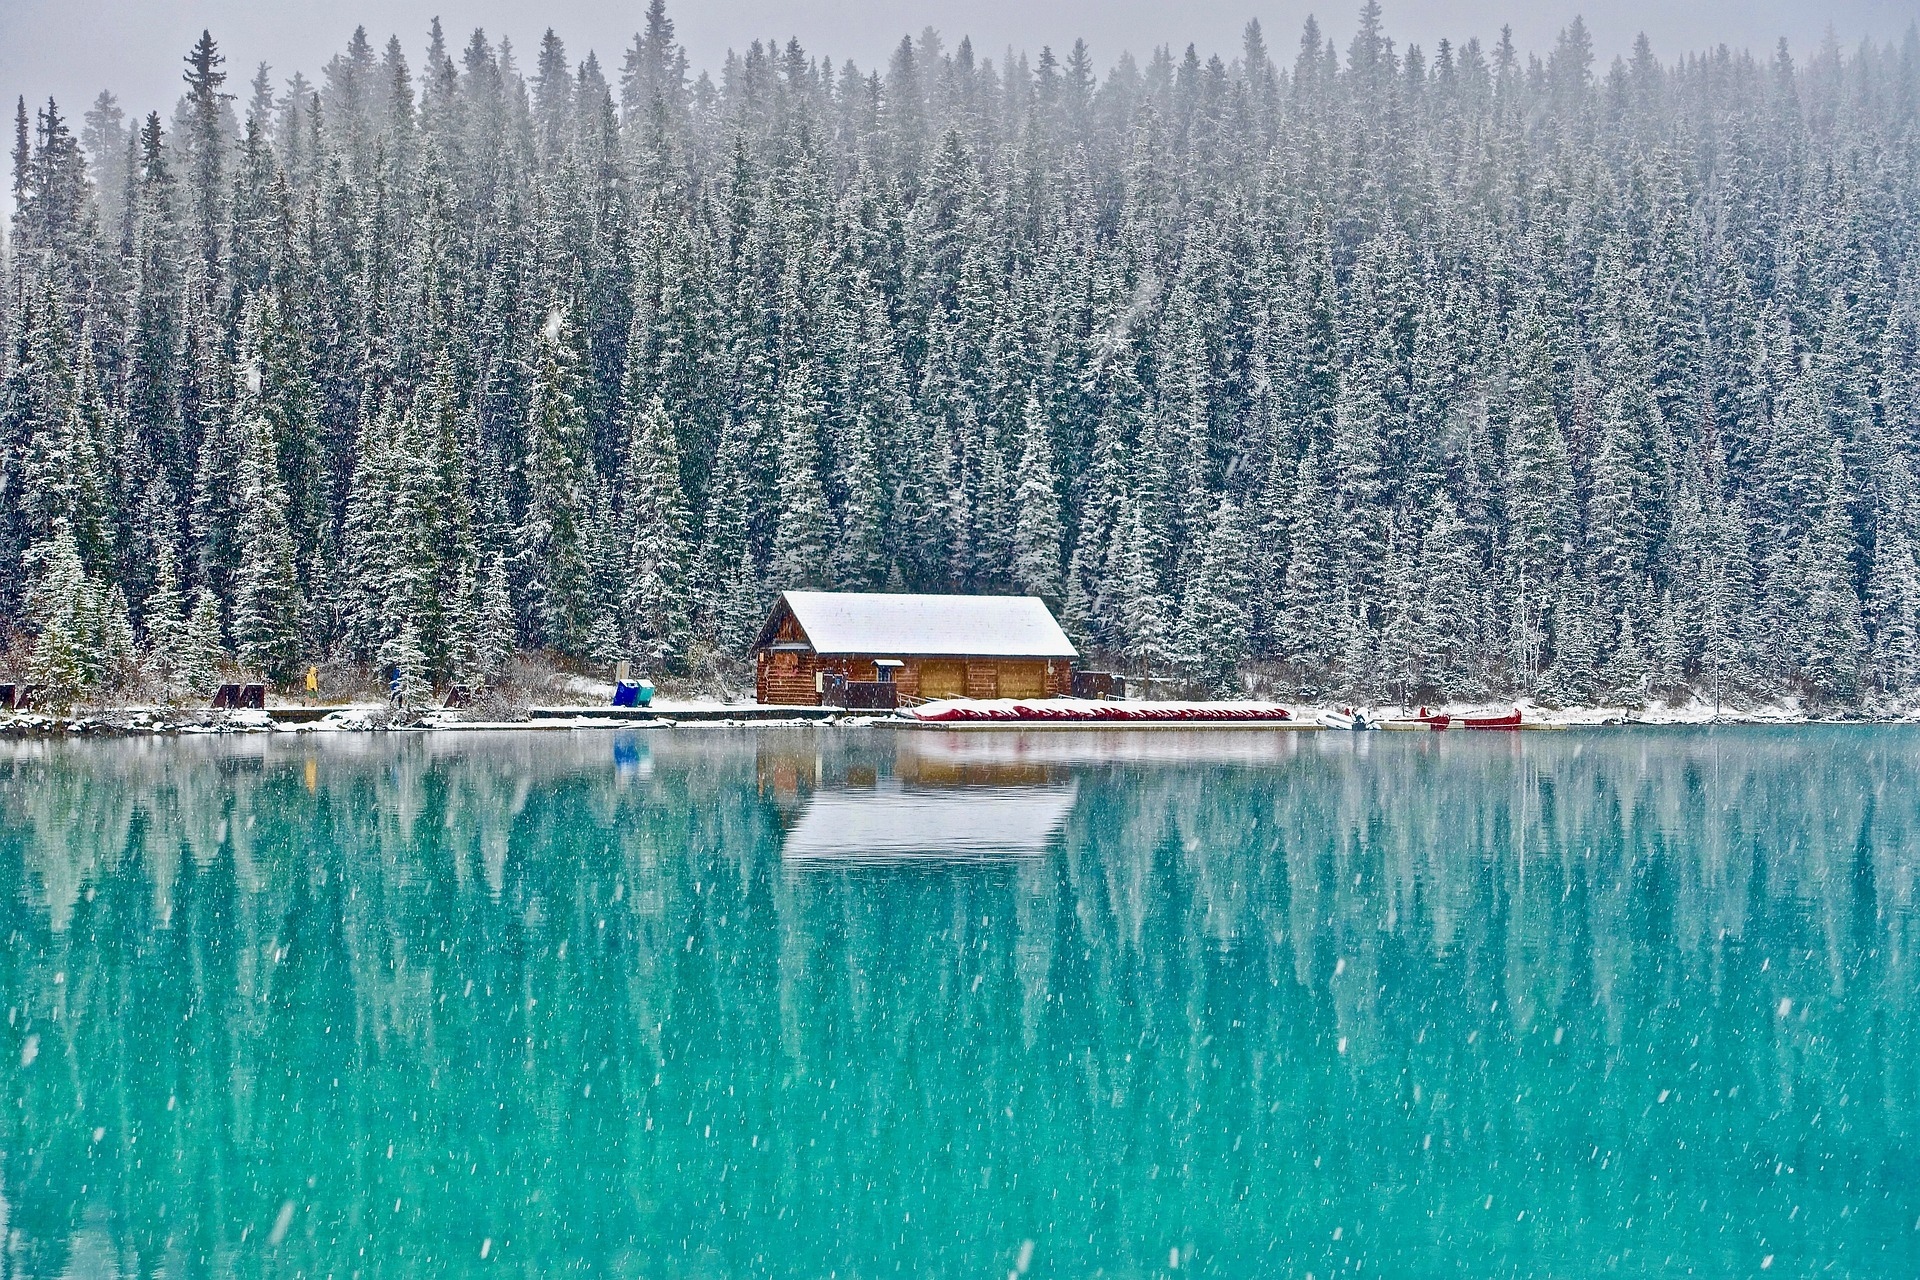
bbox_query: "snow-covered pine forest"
[3,3,1919,707]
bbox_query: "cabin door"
[917,660,968,700]
[997,661,1047,700]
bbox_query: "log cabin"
[752,591,1077,706]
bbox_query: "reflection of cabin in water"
[752,591,1077,706]
[781,779,1078,864]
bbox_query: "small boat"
[1317,706,1379,731]
[1385,706,1525,730]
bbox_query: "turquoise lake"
[1,726,1916,1277]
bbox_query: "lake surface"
[2,726,1917,1277]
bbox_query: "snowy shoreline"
[0,694,1905,737]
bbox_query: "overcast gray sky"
[3,1,1916,139]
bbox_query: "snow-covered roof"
[761,592,1078,658]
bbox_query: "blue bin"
[612,680,656,708]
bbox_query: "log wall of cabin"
[756,653,880,704]
[756,652,1074,706]
[756,650,828,705]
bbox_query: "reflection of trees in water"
[0,730,1915,1276]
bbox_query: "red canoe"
[911,701,1293,725]
[1405,707,1523,730]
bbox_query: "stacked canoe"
[907,699,1295,725]
[900,699,1545,730]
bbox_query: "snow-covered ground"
[1377,697,1825,727]
[555,674,617,702]
[3,692,1915,735]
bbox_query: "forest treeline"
[3,2,1919,706]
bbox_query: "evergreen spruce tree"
[189,391,246,624]
[1328,348,1391,605]
[1867,458,1920,696]
[1601,586,1652,708]
[833,404,890,590]
[1065,363,1140,647]
[444,557,481,686]
[382,617,432,710]
[1175,495,1252,694]
[615,391,690,669]
[1376,521,1423,705]
[1010,393,1064,599]
[1278,445,1340,681]
[693,413,762,653]
[182,587,226,697]
[22,525,95,707]
[1117,497,1175,690]
[141,539,191,700]
[1698,493,1756,706]
[1415,494,1484,698]
[181,29,229,273]
[971,409,1016,591]
[341,399,400,659]
[1544,571,1599,706]
[1868,524,1920,696]
[1503,307,1575,597]
[473,551,518,682]
[1650,588,1690,701]
[98,586,139,695]
[122,111,184,479]
[768,363,834,590]
[1338,588,1378,701]
[1586,387,1650,658]
[231,387,304,682]
[411,368,479,677]
[1797,446,1868,701]
[20,312,110,572]
[519,306,605,653]
[242,288,328,592]
[1249,430,1295,660]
